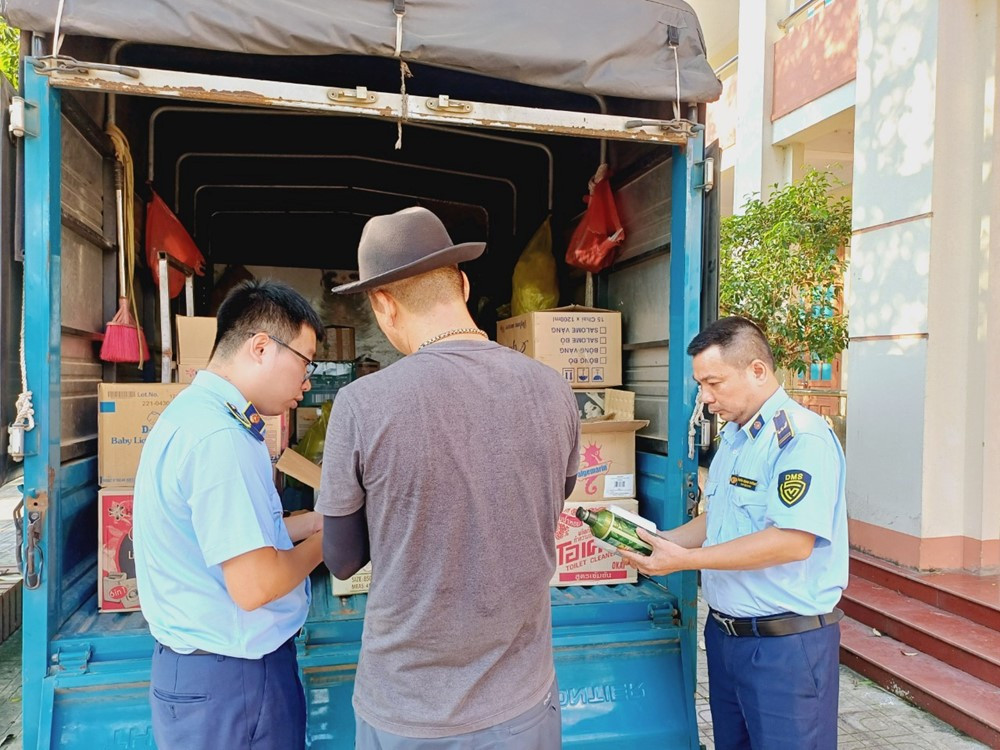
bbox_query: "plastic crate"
[301,361,355,407]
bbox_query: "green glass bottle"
[575,507,653,556]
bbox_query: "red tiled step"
[842,575,1000,688]
[840,615,1000,748]
[851,551,1000,633]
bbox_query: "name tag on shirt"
[729,474,759,491]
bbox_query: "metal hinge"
[648,603,680,626]
[53,643,92,673]
[695,156,715,193]
[8,96,37,139]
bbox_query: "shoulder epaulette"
[773,409,795,449]
[225,401,266,442]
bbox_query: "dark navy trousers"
[704,617,840,750]
[150,637,306,750]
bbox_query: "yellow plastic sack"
[511,218,558,316]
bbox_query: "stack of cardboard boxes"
[97,382,187,611]
[497,306,648,587]
[96,316,295,613]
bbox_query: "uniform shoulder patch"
[773,409,795,449]
[777,470,811,507]
[225,401,267,442]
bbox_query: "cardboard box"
[295,406,323,441]
[575,388,635,422]
[569,418,649,503]
[552,499,642,587]
[177,360,206,384]
[98,383,187,487]
[275,449,372,596]
[263,412,290,462]
[332,563,372,596]
[175,315,217,362]
[496,306,622,387]
[99,489,140,611]
[317,325,356,362]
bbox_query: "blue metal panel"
[21,61,62,750]
[666,133,705,742]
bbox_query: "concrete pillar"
[847,0,1000,571]
[731,0,788,210]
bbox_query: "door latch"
[425,95,472,115]
[327,86,378,106]
[14,489,46,590]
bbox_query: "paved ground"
[695,598,986,749]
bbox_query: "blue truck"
[2,2,721,746]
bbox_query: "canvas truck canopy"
[4,0,723,104]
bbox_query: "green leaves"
[720,170,851,376]
[0,19,18,88]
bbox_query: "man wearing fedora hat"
[316,206,580,748]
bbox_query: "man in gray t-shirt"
[317,207,579,747]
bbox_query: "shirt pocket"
[730,484,769,536]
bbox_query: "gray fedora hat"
[331,206,486,294]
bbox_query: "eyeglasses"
[267,335,317,382]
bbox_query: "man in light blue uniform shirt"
[620,316,848,750]
[134,280,325,750]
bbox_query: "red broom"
[101,131,149,365]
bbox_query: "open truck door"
[1,76,22,486]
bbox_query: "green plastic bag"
[293,400,333,466]
[511,218,558,316]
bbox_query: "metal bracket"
[30,55,141,79]
[53,643,93,673]
[685,472,699,518]
[425,95,472,115]
[8,96,38,139]
[327,86,378,106]
[624,118,699,139]
[26,488,49,514]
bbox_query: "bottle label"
[600,516,653,556]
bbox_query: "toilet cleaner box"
[551,499,642,587]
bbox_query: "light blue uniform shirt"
[133,371,310,658]
[702,387,848,618]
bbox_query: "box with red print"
[568,419,648,504]
[551,499,641,586]
[99,489,140,612]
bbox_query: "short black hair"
[212,279,324,359]
[687,316,775,370]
